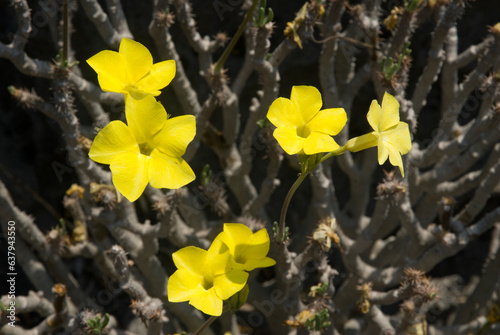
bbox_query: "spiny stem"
[213,0,260,74]
[277,171,309,243]
[193,315,218,335]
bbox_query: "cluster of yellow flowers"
[267,85,411,177]
[87,38,196,202]
[168,223,275,316]
[87,38,411,318]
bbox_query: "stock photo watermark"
[5,220,17,328]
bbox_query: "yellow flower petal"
[189,288,223,316]
[137,60,176,95]
[109,152,149,202]
[97,73,127,95]
[267,97,302,128]
[205,239,231,277]
[273,125,304,155]
[380,92,400,130]
[380,122,411,177]
[366,99,383,133]
[89,121,138,164]
[244,257,276,271]
[167,269,204,302]
[119,38,153,84]
[248,229,272,259]
[213,269,249,300]
[386,142,405,177]
[172,246,207,275]
[148,150,195,189]
[86,50,126,93]
[306,108,347,136]
[290,85,322,123]
[367,93,400,132]
[382,122,412,155]
[125,95,167,144]
[377,139,390,165]
[151,115,196,158]
[303,131,339,155]
[218,223,252,251]
[217,224,275,271]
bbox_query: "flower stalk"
[193,315,219,335]
[276,171,308,243]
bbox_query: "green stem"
[319,146,346,164]
[277,171,309,243]
[213,0,259,74]
[193,315,218,335]
[62,0,68,65]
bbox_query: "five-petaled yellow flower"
[167,239,249,316]
[87,38,176,98]
[89,95,196,202]
[217,223,276,271]
[267,85,347,155]
[345,92,411,176]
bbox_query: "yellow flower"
[267,86,347,155]
[216,223,276,271]
[345,92,411,176]
[89,95,196,202]
[87,38,176,98]
[167,239,249,316]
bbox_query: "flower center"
[139,142,154,156]
[202,277,214,290]
[296,124,311,138]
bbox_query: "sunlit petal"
[189,289,223,316]
[148,150,195,189]
[89,121,138,164]
[167,269,204,302]
[267,97,302,128]
[366,99,383,133]
[109,151,149,202]
[386,142,405,177]
[205,239,230,277]
[382,122,412,155]
[377,140,390,165]
[137,60,176,95]
[151,115,196,157]
[290,85,322,123]
[125,95,167,144]
[119,38,153,84]
[172,246,206,275]
[303,131,339,155]
[244,257,276,271]
[218,223,253,254]
[379,92,400,130]
[246,229,271,260]
[96,72,127,94]
[86,50,126,86]
[306,108,347,136]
